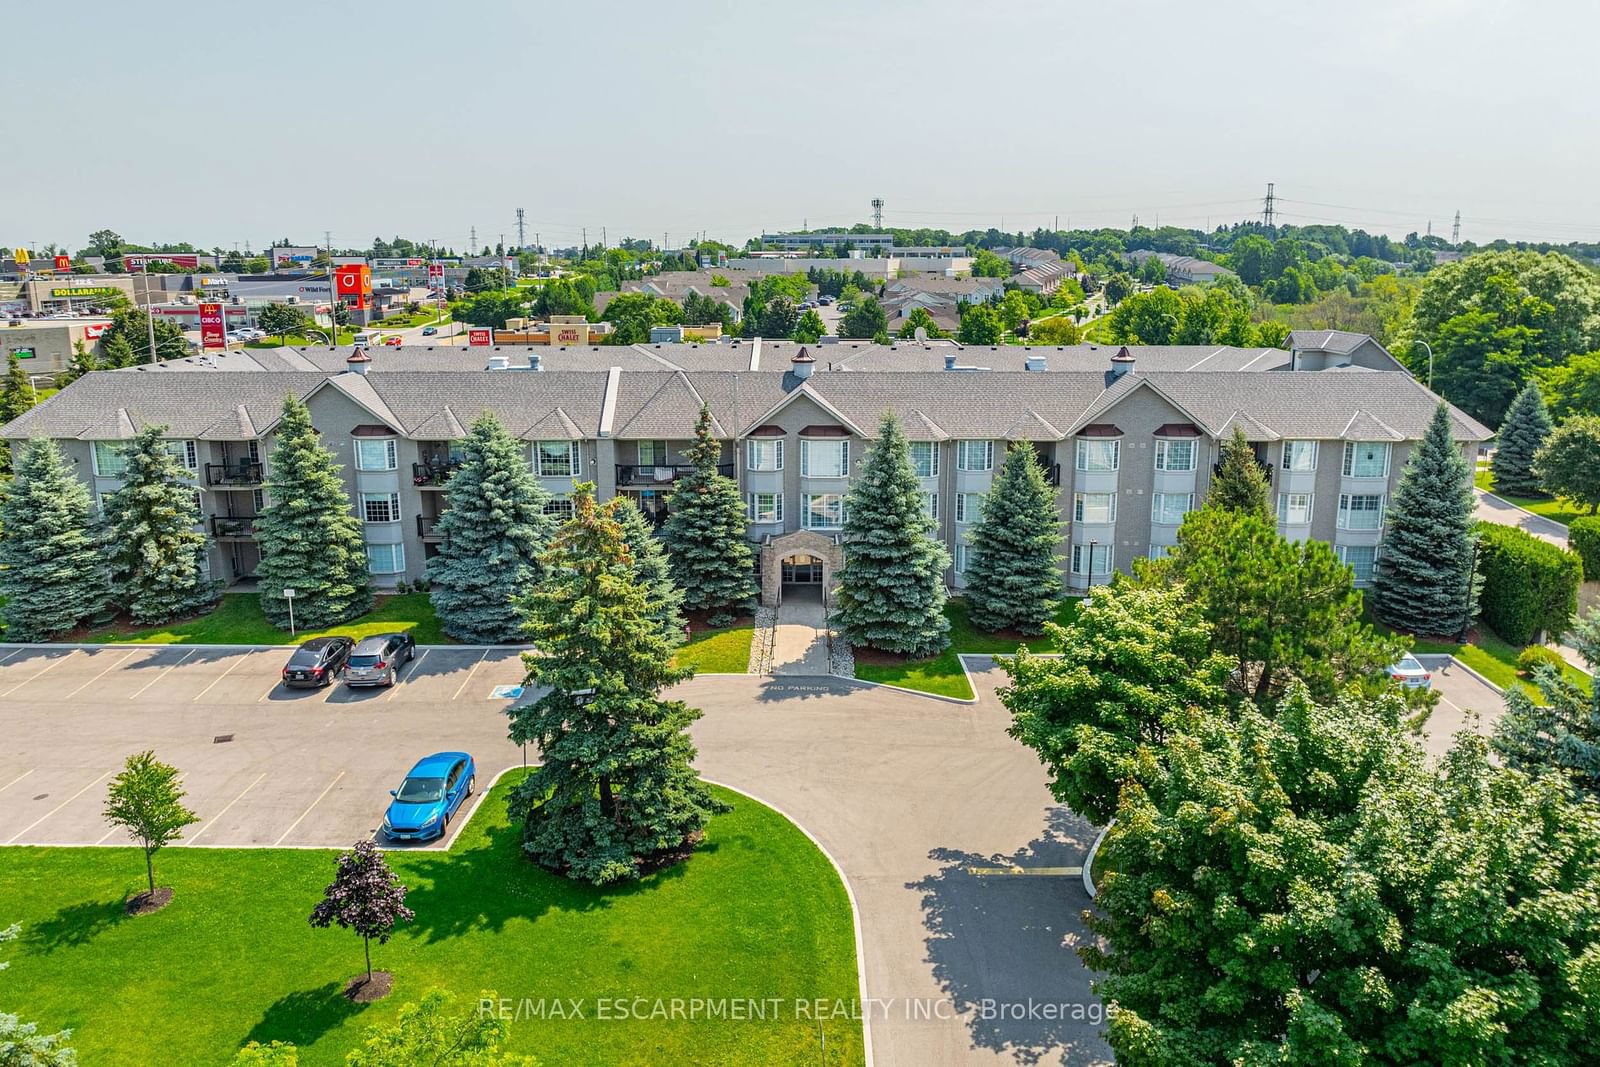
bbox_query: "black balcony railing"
[210,515,257,538]
[205,460,263,487]
[1047,462,1061,487]
[417,514,442,539]
[1213,460,1275,482]
[413,459,462,487]
[615,463,734,487]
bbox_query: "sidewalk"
[769,586,831,675]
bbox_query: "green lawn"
[374,308,450,329]
[247,327,356,348]
[1474,468,1587,526]
[1369,610,1591,700]
[854,598,1079,699]
[80,592,451,646]
[1082,315,1118,344]
[0,774,863,1066]
[675,622,754,673]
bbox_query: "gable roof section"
[739,381,868,438]
[522,407,584,441]
[1216,410,1282,441]
[408,404,468,441]
[1002,409,1064,441]
[1338,409,1405,442]
[200,404,259,440]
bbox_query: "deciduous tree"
[0,438,108,640]
[661,405,755,624]
[1493,607,1600,795]
[100,426,219,624]
[309,839,414,987]
[1535,414,1600,512]
[257,302,307,346]
[793,308,825,343]
[895,306,947,340]
[345,988,534,1066]
[964,443,1062,633]
[840,296,887,339]
[102,750,198,901]
[955,303,1002,345]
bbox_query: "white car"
[1388,654,1432,689]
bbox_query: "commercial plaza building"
[0,332,1490,604]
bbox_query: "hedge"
[1571,515,1600,584]
[1475,522,1582,645]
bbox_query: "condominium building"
[0,331,1489,605]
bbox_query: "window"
[1342,441,1390,478]
[954,543,968,573]
[354,438,397,471]
[365,542,405,574]
[537,440,579,478]
[1338,544,1378,583]
[803,493,844,529]
[747,439,784,472]
[1154,438,1195,472]
[637,440,668,465]
[1338,493,1385,530]
[955,492,984,523]
[253,489,265,511]
[1071,542,1112,575]
[1281,440,1319,472]
[543,496,574,521]
[1277,492,1314,525]
[1073,492,1116,524]
[909,441,940,478]
[800,439,848,478]
[362,492,401,523]
[956,439,993,472]
[92,441,128,477]
[1149,544,1173,561]
[1151,492,1193,525]
[747,493,783,523]
[163,440,198,471]
[1075,438,1120,472]
[923,492,939,520]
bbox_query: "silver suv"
[343,632,417,687]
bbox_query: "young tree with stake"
[102,751,199,908]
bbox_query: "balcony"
[413,459,462,487]
[210,515,257,539]
[205,460,264,487]
[615,463,734,487]
[1213,460,1275,483]
[1047,462,1061,487]
[417,514,442,540]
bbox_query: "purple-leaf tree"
[308,839,414,983]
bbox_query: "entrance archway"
[781,553,824,585]
[759,530,843,606]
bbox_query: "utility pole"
[1262,182,1276,228]
[515,208,526,251]
[1452,210,1461,246]
[1131,213,1138,229]
[601,226,607,249]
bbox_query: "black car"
[281,636,355,688]
[343,632,417,687]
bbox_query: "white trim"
[597,365,622,438]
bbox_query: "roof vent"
[1025,353,1047,372]
[791,346,815,380]
[944,353,957,371]
[486,353,511,371]
[522,351,543,371]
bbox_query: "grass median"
[0,773,863,1066]
[853,598,1078,699]
[674,619,754,674]
[79,592,451,646]
[1474,469,1584,526]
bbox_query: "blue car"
[382,752,476,841]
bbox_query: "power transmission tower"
[469,226,477,253]
[1452,210,1461,245]
[871,198,884,229]
[516,208,526,250]
[1131,213,1139,229]
[1262,182,1276,228]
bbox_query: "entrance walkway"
[770,585,831,675]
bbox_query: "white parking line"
[0,652,78,698]
[62,650,139,700]
[451,649,491,700]
[386,649,430,701]
[192,650,252,702]
[185,772,267,844]
[0,768,35,795]
[7,769,114,844]
[128,648,197,699]
[274,771,345,846]
[0,647,28,667]
[94,825,124,845]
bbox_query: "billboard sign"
[53,255,71,271]
[427,261,445,285]
[270,245,319,268]
[198,302,227,350]
[468,327,493,346]
[123,253,206,271]
[49,286,118,298]
[554,324,584,344]
[334,265,372,309]
[82,323,110,340]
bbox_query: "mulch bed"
[850,646,918,667]
[343,972,394,1002]
[684,611,754,634]
[637,830,707,877]
[125,887,174,916]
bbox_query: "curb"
[1475,487,1571,539]
[0,642,533,652]
[1083,821,1112,899]
[826,672,977,705]
[1410,652,1505,695]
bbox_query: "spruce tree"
[1491,381,1552,496]
[616,496,686,650]
[507,484,725,885]
[101,426,220,624]
[255,394,371,629]
[1207,426,1271,516]
[834,412,951,657]
[1372,403,1478,637]
[426,412,552,643]
[964,442,1063,633]
[1493,608,1600,797]
[661,404,755,625]
[0,438,108,640]
[57,339,100,387]
[0,353,34,477]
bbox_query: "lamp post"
[283,587,297,637]
[1410,339,1435,391]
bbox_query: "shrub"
[1475,522,1583,645]
[1517,645,1565,676]
[1570,515,1600,584]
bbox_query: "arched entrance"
[781,553,825,585]
[759,530,843,606]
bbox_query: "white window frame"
[1337,493,1385,531]
[746,439,784,472]
[955,492,985,524]
[803,492,845,530]
[923,491,939,520]
[536,440,580,478]
[365,542,405,574]
[1073,492,1117,524]
[636,440,668,465]
[1150,492,1193,525]
[361,492,401,524]
[91,441,128,478]
[800,439,849,478]
[909,441,940,478]
[543,496,575,521]
[1075,438,1120,472]
[1154,438,1195,472]
[956,439,994,472]
[1281,440,1319,472]
[1149,544,1173,561]
[1071,542,1112,575]
[354,438,398,472]
[1277,492,1314,525]
[747,492,783,523]
[1341,441,1390,479]
[954,543,969,573]
[1338,543,1379,583]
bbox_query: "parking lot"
[0,644,530,850]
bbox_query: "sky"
[6,0,1599,254]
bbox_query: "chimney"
[346,348,372,376]
[1025,352,1047,371]
[944,353,958,371]
[1109,346,1136,381]
[791,346,815,380]
[485,353,511,371]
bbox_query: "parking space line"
[0,769,35,795]
[185,772,267,844]
[192,650,252,702]
[129,649,197,699]
[94,825,123,845]
[0,651,77,698]
[274,771,345,846]
[7,770,114,844]
[0,647,28,667]
[386,649,430,701]
[62,650,139,700]
[451,649,491,700]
